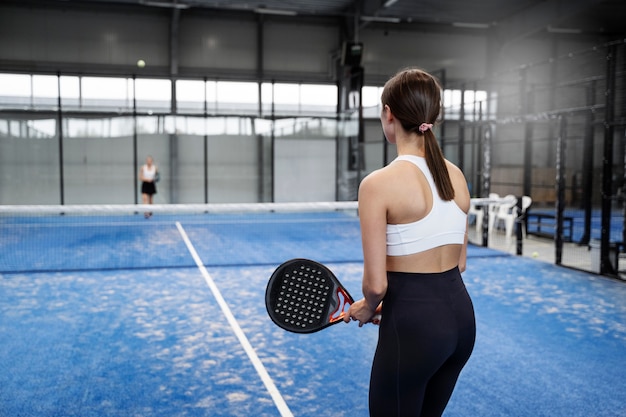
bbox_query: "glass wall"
[0,73,343,204]
[0,72,486,205]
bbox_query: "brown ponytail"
[381,68,455,201]
[423,130,455,201]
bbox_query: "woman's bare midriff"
[386,244,462,273]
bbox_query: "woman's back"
[378,155,470,273]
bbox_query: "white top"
[142,164,156,181]
[386,155,467,256]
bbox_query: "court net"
[0,202,360,274]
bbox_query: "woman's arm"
[345,172,388,325]
[459,218,468,273]
[447,161,471,273]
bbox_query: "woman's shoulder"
[444,158,461,173]
[359,166,392,196]
[445,159,467,184]
[360,162,418,202]
[361,163,398,185]
[444,159,470,209]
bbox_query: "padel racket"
[265,258,354,333]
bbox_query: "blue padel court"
[1,209,625,416]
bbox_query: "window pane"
[206,81,217,103]
[29,119,56,137]
[0,74,31,97]
[443,89,462,109]
[362,86,382,108]
[60,76,80,99]
[135,79,171,101]
[300,84,337,106]
[255,118,273,135]
[177,80,204,102]
[82,77,130,100]
[135,78,170,111]
[32,75,58,98]
[261,83,273,103]
[273,84,300,105]
[217,81,258,104]
[177,79,204,113]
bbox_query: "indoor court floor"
[1,210,625,416]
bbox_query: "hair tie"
[418,123,433,133]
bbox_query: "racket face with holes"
[265,259,354,333]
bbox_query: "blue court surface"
[1,210,625,416]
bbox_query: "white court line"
[175,222,293,417]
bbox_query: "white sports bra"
[386,155,467,256]
[142,164,156,181]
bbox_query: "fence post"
[480,123,493,247]
[555,116,567,265]
[600,43,617,275]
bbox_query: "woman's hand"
[344,299,382,327]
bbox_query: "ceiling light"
[254,8,297,16]
[141,0,190,9]
[361,16,401,23]
[452,22,490,29]
[383,0,399,7]
[547,25,582,34]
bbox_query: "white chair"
[490,195,518,238]
[486,193,503,232]
[469,193,499,232]
[521,195,532,212]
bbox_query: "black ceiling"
[20,0,626,41]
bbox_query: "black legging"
[369,268,476,417]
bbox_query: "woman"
[139,155,158,218]
[345,68,476,417]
